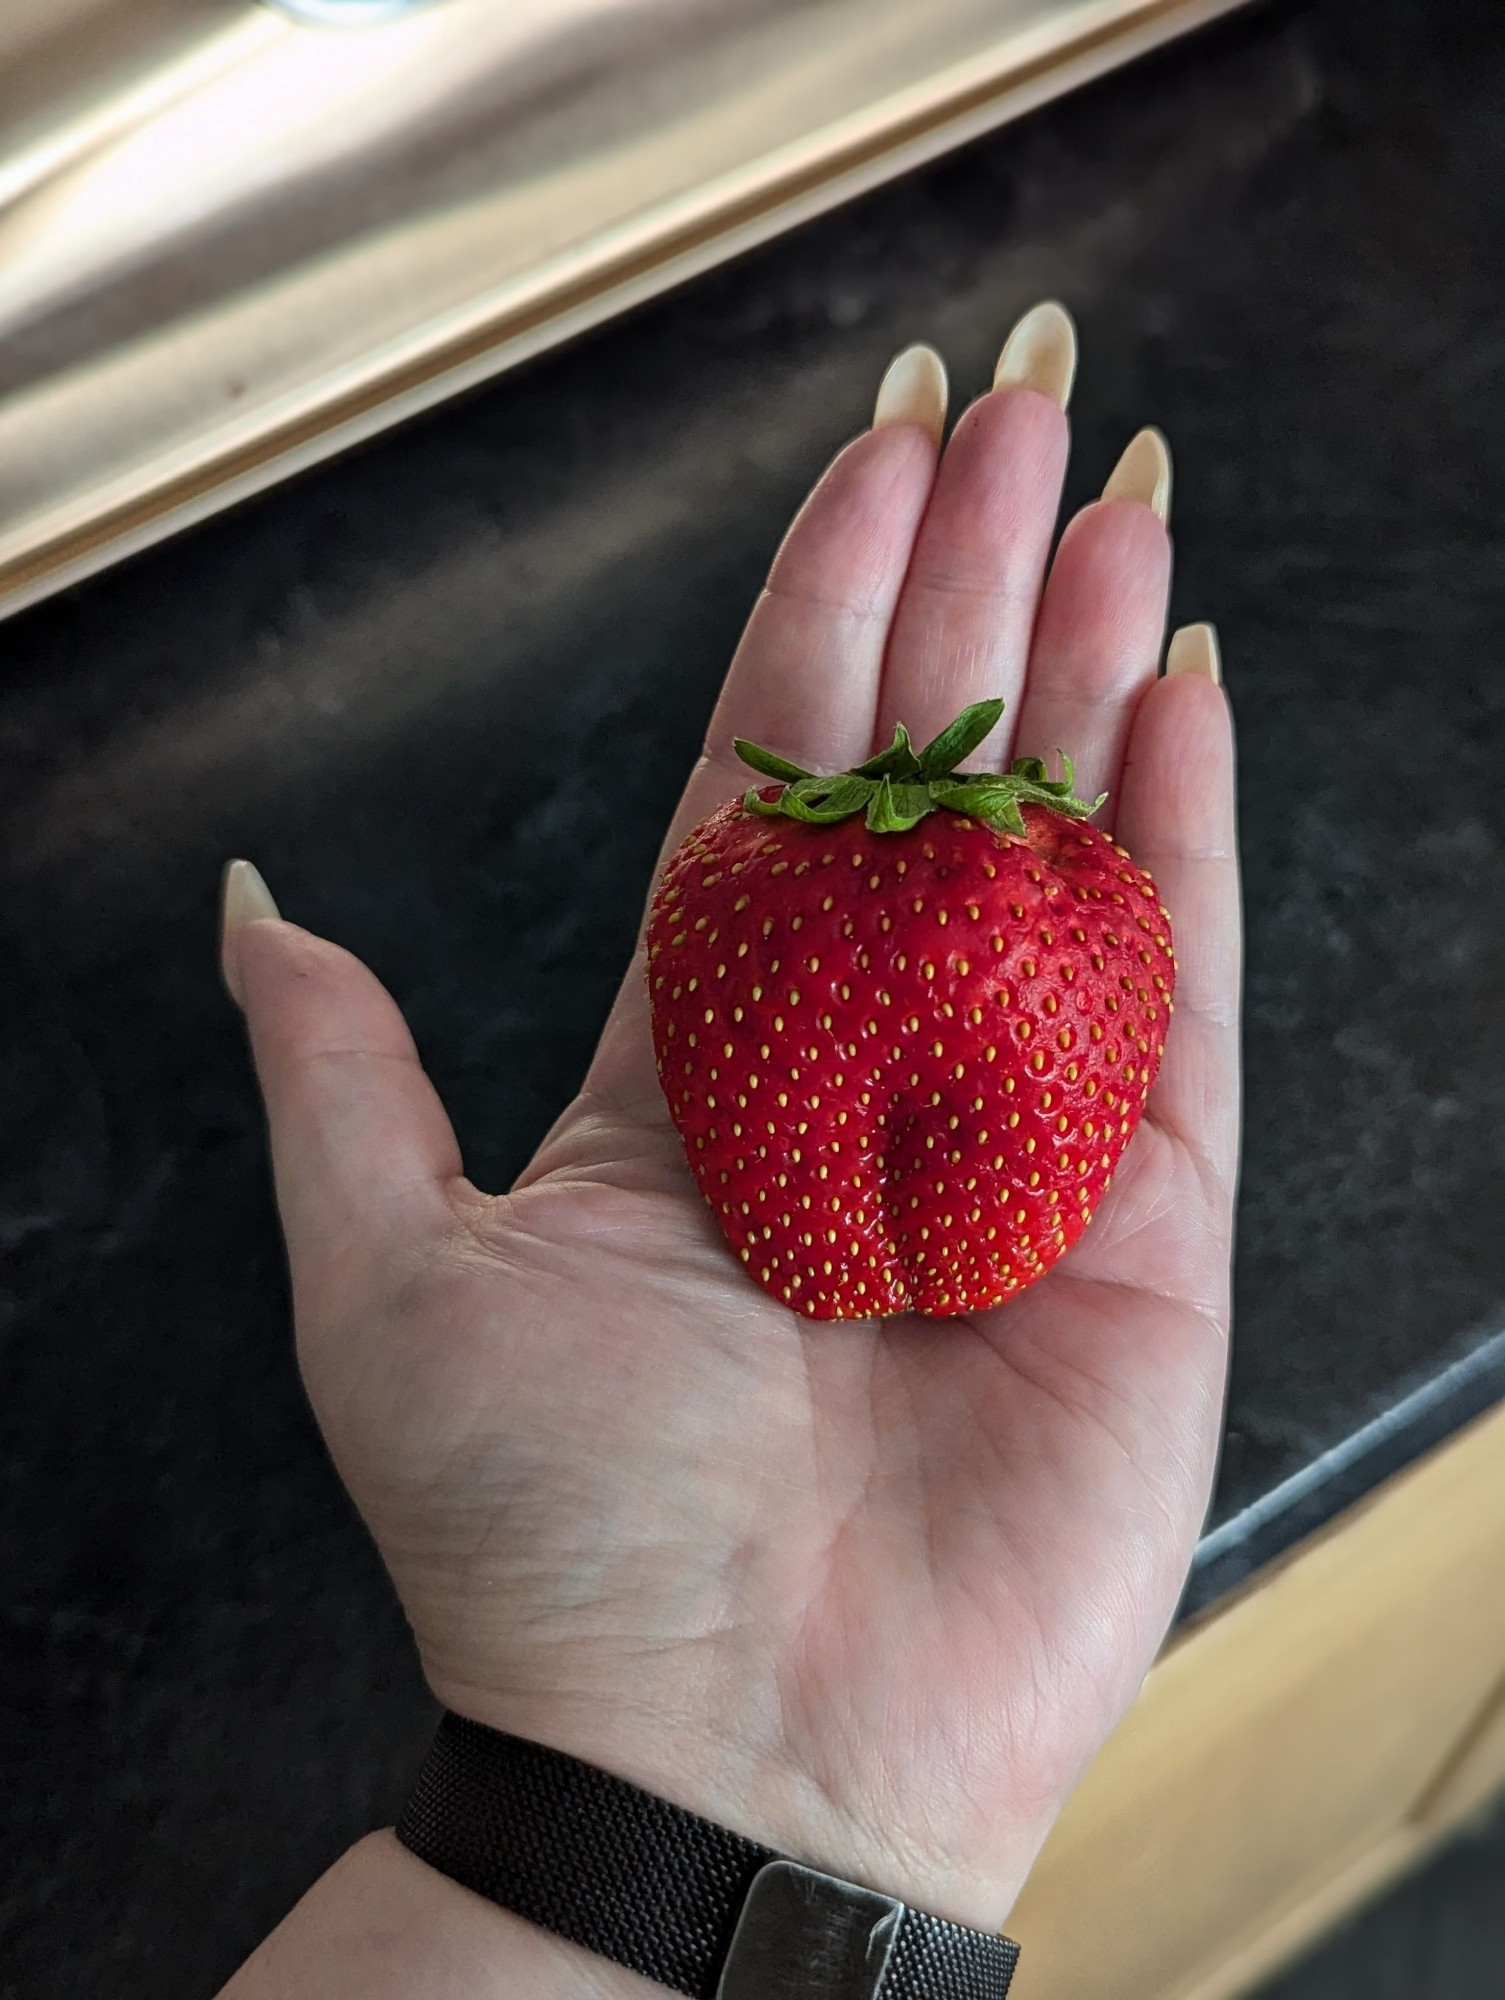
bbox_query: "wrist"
[396,1717,1025,2000]
[222,1830,659,2000]
[425,1672,1043,1934]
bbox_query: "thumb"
[220,861,463,1311]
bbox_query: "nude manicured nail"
[220,858,280,1006]
[993,300,1077,409]
[872,343,949,446]
[1103,426,1172,522]
[1166,622,1222,684]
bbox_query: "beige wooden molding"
[1413,1667,1505,1833]
[1005,1396,1505,1999]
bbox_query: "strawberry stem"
[733,698,1105,836]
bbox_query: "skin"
[222,370,1241,1996]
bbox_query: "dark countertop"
[4,0,1504,1988]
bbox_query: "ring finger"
[1010,428,1174,822]
[876,300,1078,766]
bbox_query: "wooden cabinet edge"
[1164,1825,1421,2000]
[1165,1677,1505,2000]
[1411,1667,1505,1833]
[1167,1394,1505,1658]
[1006,1396,1505,1999]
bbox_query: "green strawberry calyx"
[734,697,1105,837]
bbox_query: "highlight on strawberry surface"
[646,700,1175,1321]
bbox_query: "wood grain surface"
[1007,1400,1505,1998]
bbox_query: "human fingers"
[663,346,947,855]
[1010,429,1173,816]
[1113,627,1241,1195]
[876,300,1076,765]
[221,861,462,1312]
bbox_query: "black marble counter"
[4,0,1504,1988]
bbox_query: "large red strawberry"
[646,699,1174,1320]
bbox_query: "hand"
[223,305,1239,1953]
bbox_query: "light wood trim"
[1006,1397,1505,1999]
[1167,1827,1419,2000]
[1413,1668,1505,1831]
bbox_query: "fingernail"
[220,858,280,1007]
[1166,621,1221,684]
[872,343,948,446]
[993,300,1077,409]
[1102,426,1172,523]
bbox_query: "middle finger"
[876,300,1077,764]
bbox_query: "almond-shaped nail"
[993,300,1077,409]
[1166,622,1222,684]
[1102,426,1172,523]
[872,343,948,447]
[220,858,280,1007]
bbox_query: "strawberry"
[646,699,1174,1321]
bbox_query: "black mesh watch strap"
[398,1714,1019,2000]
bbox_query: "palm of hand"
[237,366,1239,1927]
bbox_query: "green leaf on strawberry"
[735,696,1106,839]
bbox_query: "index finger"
[590,352,945,1116]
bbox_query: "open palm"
[228,312,1240,1944]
